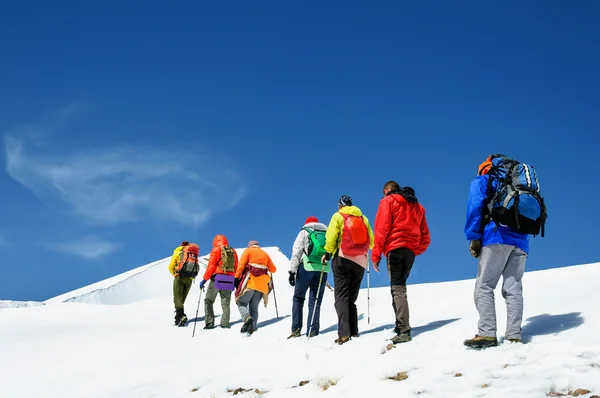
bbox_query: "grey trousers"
[237,289,263,328]
[474,244,527,339]
[204,280,232,327]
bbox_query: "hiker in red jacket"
[372,181,431,344]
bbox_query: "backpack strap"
[301,227,314,255]
[479,173,496,233]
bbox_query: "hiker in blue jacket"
[287,216,329,339]
[463,156,530,349]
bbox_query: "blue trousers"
[292,266,327,334]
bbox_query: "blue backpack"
[483,154,547,237]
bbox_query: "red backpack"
[175,243,200,278]
[339,213,369,256]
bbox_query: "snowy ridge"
[0,300,44,309]
[1,251,599,398]
[43,247,286,305]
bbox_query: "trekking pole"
[270,273,279,319]
[192,288,203,337]
[367,260,371,325]
[307,263,326,342]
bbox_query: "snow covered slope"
[1,250,599,398]
[0,300,44,309]
[43,247,286,305]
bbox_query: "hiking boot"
[203,324,216,330]
[506,338,522,343]
[220,325,230,329]
[174,309,184,325]
[334,336,351,345]
[308,330,319,338]
[351,333,360,338]
[391,332,412,344]
[178,314,188,327]
[287,329,301,339]
[463,335,498,349]
[240,316,254,333]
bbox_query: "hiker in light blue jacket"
[287,216,329,339]
[463,157,530,348]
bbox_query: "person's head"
[212,234,228,247]
[383,180,401,196]
[180,240,189,247]
[478,156,492,176]
[337,195,352,209]
[304,216,318,224]
[248,240,259,248]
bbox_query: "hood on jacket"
[339,205,364,217]
[304,222,328,231]
[388,187,419,204]
[212,234,229,247]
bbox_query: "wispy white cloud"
[43,237,119,260]
[4,135,248,226]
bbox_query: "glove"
[288,272,296,287]
[469,240,482,258]
[321,252,331,264]
[234,278,241,288]
[199,279,207,290]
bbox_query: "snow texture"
[1,247,599,398]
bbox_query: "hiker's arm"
[324,213,342,254]
[168,248,180,276]
[371,200,390,263]
[416,210,431,255]
[289,230,306,274]
[465,177,487,241]
[202,247,218,281]
[236,250,249,279]
[267,256,277,273]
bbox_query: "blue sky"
[1,1,598,301]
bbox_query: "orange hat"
[478,157,492,176]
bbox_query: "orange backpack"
[339,213,369,256]
[175,243,200,278]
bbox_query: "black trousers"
[387,247,415,333]
[332,255,365,338]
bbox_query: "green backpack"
[302,228,330,272]
[220,245,236,273]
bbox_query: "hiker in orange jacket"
[198,234,239,329]
[234,240,277,334]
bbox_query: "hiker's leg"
[474,244,511,338]
[180,278,193,314]
[292,266,311,332]
[308,271,327,334]
[220,290,232,327]
[173,277,184,311]
[237,290,254,322]
[203,280,218,326]
[332,256,351,338]
[502,246,527,340]
[348,259,365,336]
[249,290,263,329]
[388,248,415,334]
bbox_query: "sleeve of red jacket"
[202,247,219,281]
[415,209,431,256]
[371,199,392,264]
